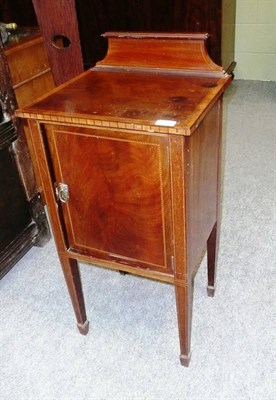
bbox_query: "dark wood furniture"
[4,30,55,193]
[5,30,55,108]
[17,33,232,366]
[0,30,54,279]
[31,0,83,86]
[30,0,236,85]
[75,0,236,71]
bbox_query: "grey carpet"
[1,80,275,400]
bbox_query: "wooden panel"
[0,31,51,279]
[5,34,51,87]
[182,0,222,63]
[14,71,54,107]
[1,0,235,72]
[185,100,221,271]
[45,124,173,273]
[97,32,223,73]
[5,31,55,199]
[75,0,236,69]
[32,0,83,85]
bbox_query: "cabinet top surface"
[17,33,231,135]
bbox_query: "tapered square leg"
[207,222,218,297]
[59,255,89,334]
[175,282,193,367]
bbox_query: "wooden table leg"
[207,222,218,297]
[59,255,89,335]
[175,282,193,367]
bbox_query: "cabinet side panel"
[186,101,221,271]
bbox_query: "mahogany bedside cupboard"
[16,32,232,367]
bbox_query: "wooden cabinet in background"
[5,30,55,197]
[29,0,236,90]
[0,30,55,279]
[5,31,55,107]
[75,0,236,72]
[2,1,236,86]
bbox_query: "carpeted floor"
[0,80,275,400]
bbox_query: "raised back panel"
[96,32,225,74]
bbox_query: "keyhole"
[52,34,71,49]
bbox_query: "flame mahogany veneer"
[17,32,232,366]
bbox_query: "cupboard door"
[45,124,173,273]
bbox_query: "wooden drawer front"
[6,37,51,87]
[45,124,173,273]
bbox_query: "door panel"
[45,125,173,273]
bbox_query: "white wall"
[235,0,276,80]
